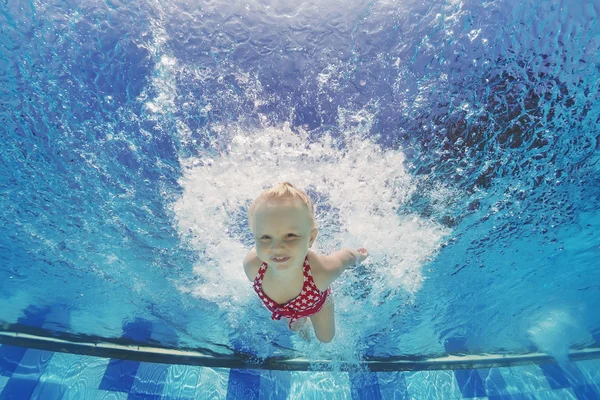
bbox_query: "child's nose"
[270,240,285,250]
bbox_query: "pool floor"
[1,343,599,399]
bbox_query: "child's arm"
[323,247,369,282]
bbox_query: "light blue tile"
[161,364,203,399]
[375,371,410,399]
[93,390,129,400]
[130,361,168,397]
[0,375,9,392]
[259,370,292,400]
[576,359,600,386]
[500,364,552,394]
[31,352,110,400]
[161,365,229,399]
[195,367,229,399]
[533,387,577,399]
[288,371,351,400]
[405,370,462,399]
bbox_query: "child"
[243,182,369,343]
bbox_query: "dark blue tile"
[227,369,260,400]
[572,384,600,400]
[0,377,39,400]
[99,359,140,392]
[477,368,508,396]
[349,372,382,400]
[540,363,571,389]
[454,369,486,398]
[0,345,27,377]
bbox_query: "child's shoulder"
[307,250,335,290]
[243,249,262,281]
[307,250,327,270]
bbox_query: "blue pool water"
[1,0,599,398]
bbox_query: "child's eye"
[286,234,298,238]
[260,236,271,240]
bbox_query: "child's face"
[252,199,317,271]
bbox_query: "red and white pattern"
[253,256,331,328]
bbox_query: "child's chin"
[272,259,293,268]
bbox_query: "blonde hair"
[248,182,316,231]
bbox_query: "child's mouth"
[272,257,290,263]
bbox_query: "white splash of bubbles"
[527,308,593,363]
[171,122,451,323]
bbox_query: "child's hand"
[356,248,369,263]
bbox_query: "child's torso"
[253,253,329,308]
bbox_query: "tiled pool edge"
[1,330,599,372]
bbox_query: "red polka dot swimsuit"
[253,256,331,328]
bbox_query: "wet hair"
[248,182,316,231]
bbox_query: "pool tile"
[36,352,111,400]
[571,384,600,400]
[288,371,352,399]
[161,366,229,399]
[259,370,291,400]
[575,359,600,386]
[487,394,533,400]
[94,390,129,399]
[0,344,28,377]
[501,364,552,394]
[455,368,487,398]
[534,388,577,399]
[405,369,462,399]
[160,364,203,399]
[99,359,140,393]
[29,352,82,399]
[349,371,382,400]
[0,376,9,392]
[2,348,54,399]
[1,376,42,399]
[127,392,162,399]
[129,361,169,398]
[477,368,509,396]
[540,363,579,390]
[377,371,410,399]
[227,368,261,400]
[30,380,69,399]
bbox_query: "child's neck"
[266,259,305,281]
